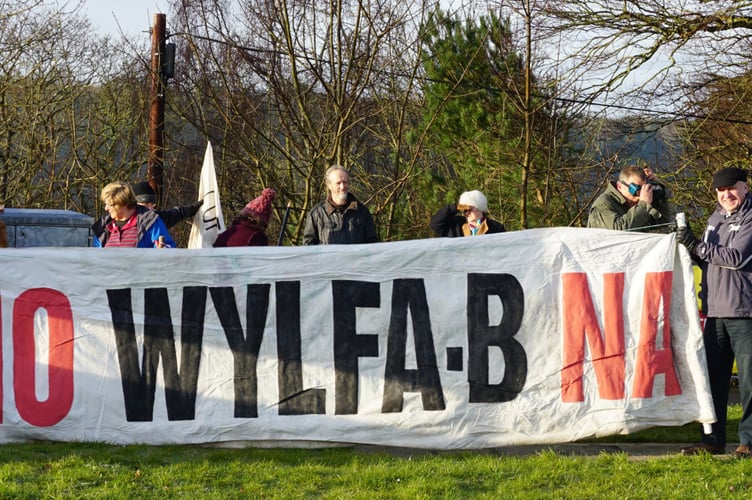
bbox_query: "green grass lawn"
[0,406,747,499]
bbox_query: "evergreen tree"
[416,7,569,229]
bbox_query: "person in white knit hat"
[429,190,505,237]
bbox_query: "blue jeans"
[702,317,752,446]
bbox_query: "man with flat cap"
[132,181,203,229]
[677,166,752,458]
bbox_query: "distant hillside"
[572,117,683,172]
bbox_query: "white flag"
[188,141,226,249]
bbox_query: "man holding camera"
[587,165,672,231]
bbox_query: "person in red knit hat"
[214,188,276,247]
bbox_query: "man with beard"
[302,165,378,245]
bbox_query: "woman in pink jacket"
[213,188,276,247]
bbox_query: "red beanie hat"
[242,188,276,225]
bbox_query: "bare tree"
[536,1,752,226]
[0,0,152,215]
[166,0,440,242]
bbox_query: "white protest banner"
[0,228,714,448]
[188,141,225,249]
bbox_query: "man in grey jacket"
[302,165,378,245]
[677,166,752,458]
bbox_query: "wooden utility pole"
[148,14,167,205]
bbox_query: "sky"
[74,0,674,112]
[81,1,168,36]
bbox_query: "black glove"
[676,225,701,253]
[188,199,204,217]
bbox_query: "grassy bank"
[0,406,747,499]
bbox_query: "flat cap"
[712,167,748,189]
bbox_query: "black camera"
[648,180,666,201]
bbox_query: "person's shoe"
[733,444,752,458]
[680,443,725,455]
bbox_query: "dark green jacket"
[587,181,672,232]
[302,193,377,245]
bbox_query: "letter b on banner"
[467,273,527,402]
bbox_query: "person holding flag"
[132,181,202,228]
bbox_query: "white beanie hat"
[457,190,488,213]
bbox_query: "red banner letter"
[633,272,681,398]
[561,273,625,402]
[13,288,74,426]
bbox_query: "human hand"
[638,182,654,204]
[676,225,700,253]
[190,199,204,217]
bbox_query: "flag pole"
[277,202,292,246]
